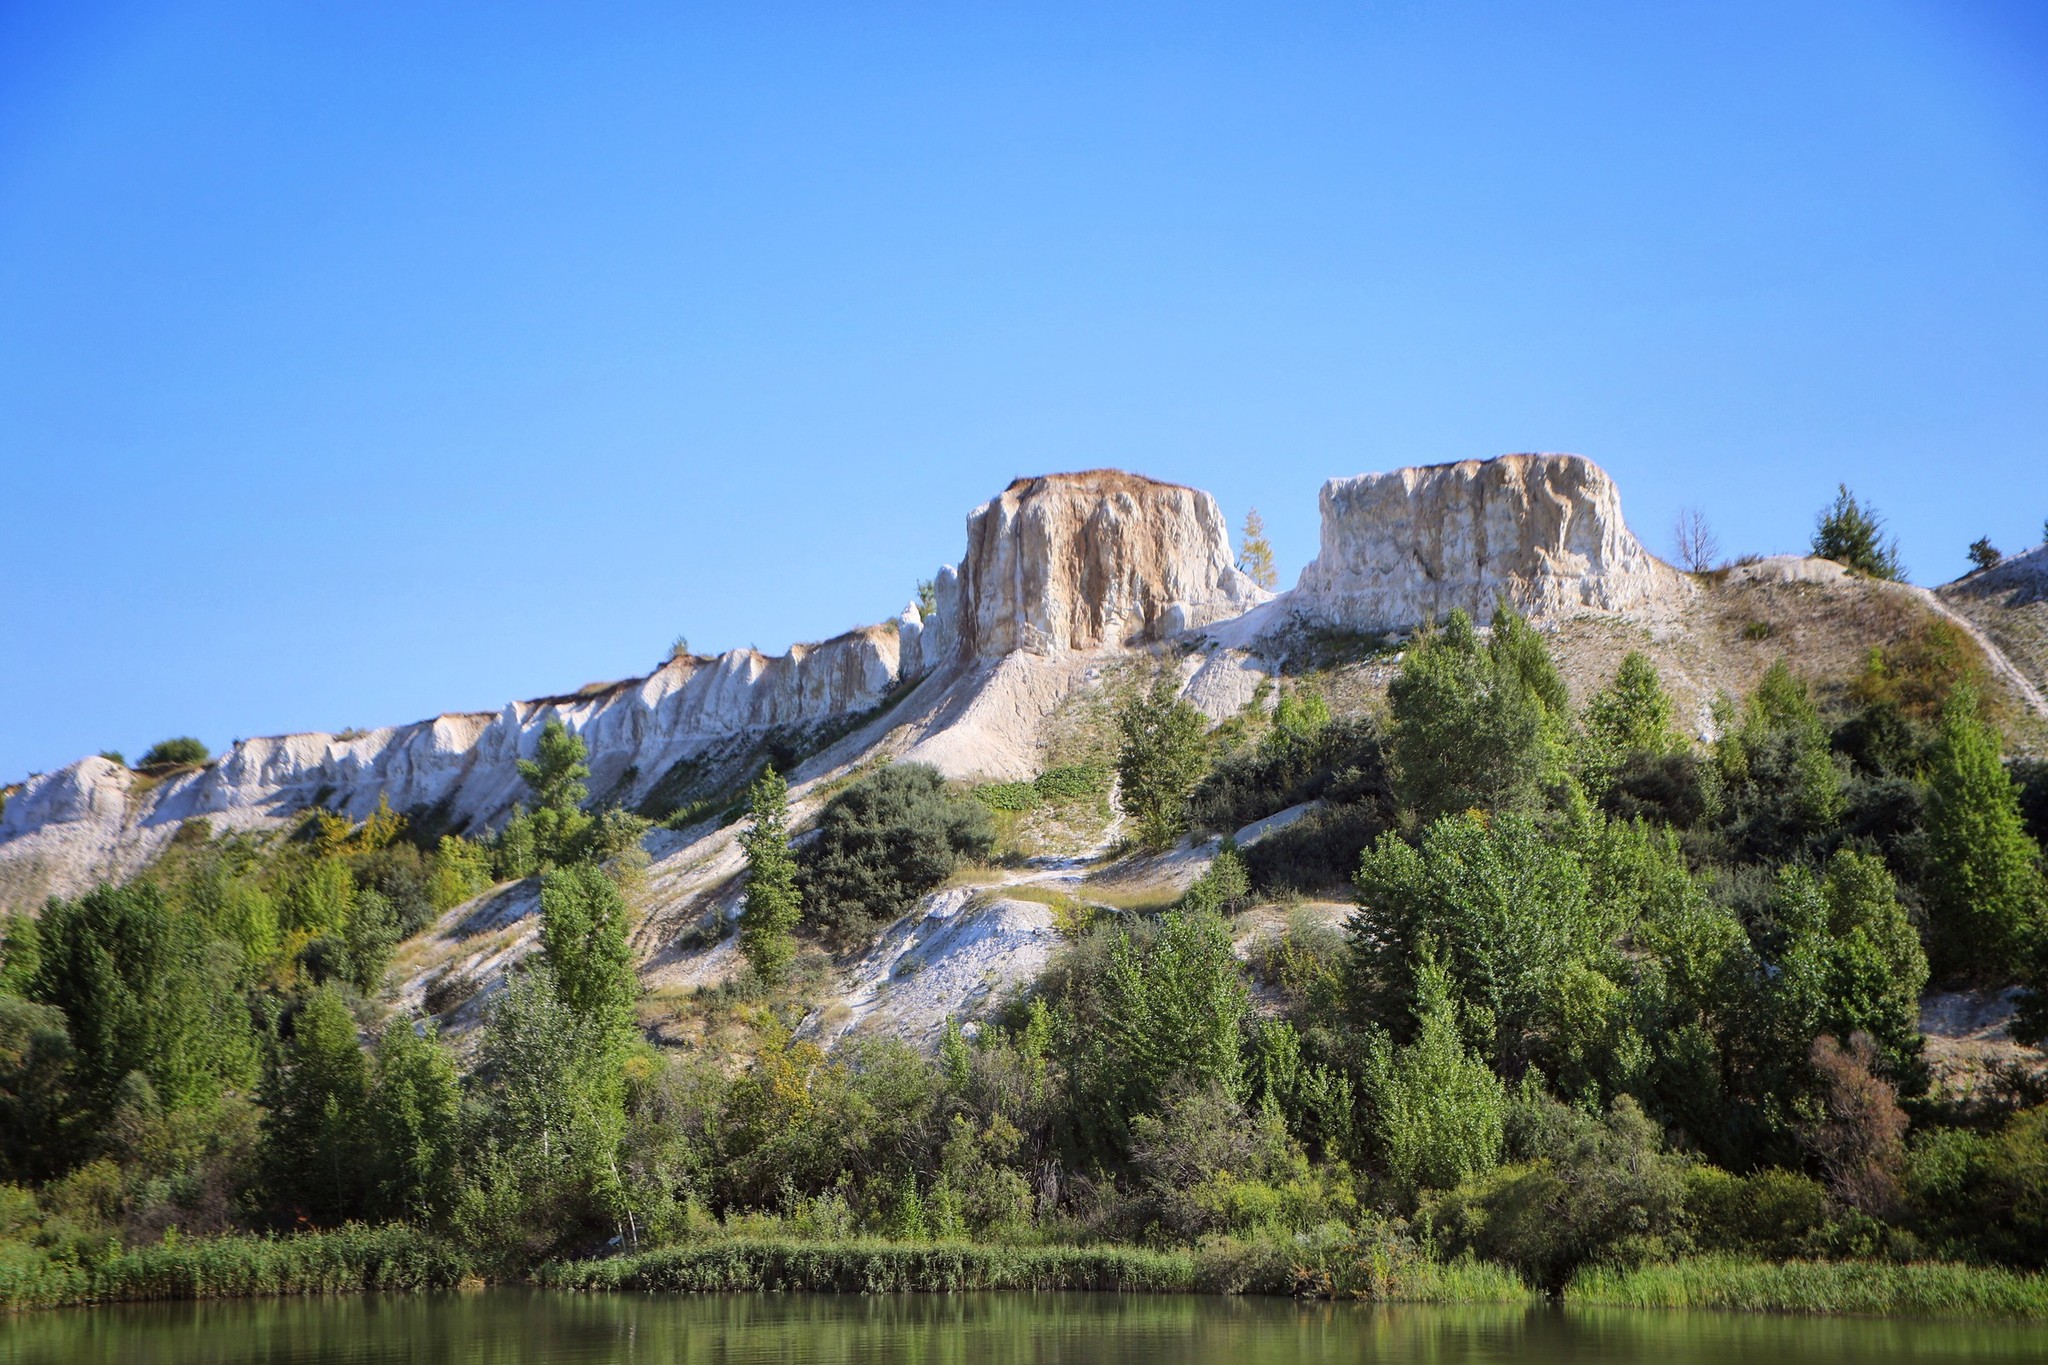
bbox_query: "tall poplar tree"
[739,767,801,986]
[1922,683,2045,982]
[538,863,637,1045]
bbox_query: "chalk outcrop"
[945,471,1267,659]
[0,624,907,906]
[0,471,1273,904]
[1291,453,1687,632]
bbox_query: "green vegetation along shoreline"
[6,1226,2048,1319]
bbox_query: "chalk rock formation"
[1291,453,1686,631]
[1,470,1279,902]
[1945,543,2048,607]
[0,624,906,907]
[950,471,1268,658]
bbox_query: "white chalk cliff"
[2,456,1684,910]
[1289,453,1689,632]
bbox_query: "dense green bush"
[1904,1104,2048,1268]
[799,764,993,946]
[1189,714,1389,835]
[1684,1165,1838,1259]
[1242,800,1387,893]
[1436,1092,1688,1293]
[1920,683,2046,983]
[137,737,209,769]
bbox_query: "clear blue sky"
[3,1,2045,781]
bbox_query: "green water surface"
[3,1292,2044,1364]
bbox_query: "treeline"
[3,604,2048,1303]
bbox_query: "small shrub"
[138,737,209,769]
[1181,841,1250,915]
[1035,763,1110,802]
[973,782,1037,813]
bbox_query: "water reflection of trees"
[2,1294,2043,1365]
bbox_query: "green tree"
[259,984,370,1224]
[1116,675,1212,848]
[0,996,86,1183]
[366,1019,464,1225]
[1761,855,1927,1084]
[1362,948,1507,1192]
[461,965,629,1256]
[282,856,354,935]
[538,863,637,1045]
[1812,483,1904,579]
[1922,683,2046,982]
[30,882,256,1118]
[1967,538,2002,573]
[1351,812,1606,1066]
[1715,661,1845,856]
[513,718,594,870]
[0,912,42,994]
[1388,606,1568,826]
[1816,850,1928,1074]
[738,767,802,985]
[1580,651,1684,798]
[430,834,494,910]
[341,888,402,994]
[1237,507,1277,590]
[1078,910,1250,1154]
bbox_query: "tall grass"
[1364,1256,1534,1304]
[540,1238,1196,1294]
[543,1236,1540,1302]
[0,1225,471,1312]
[1567,1256,2048,1318]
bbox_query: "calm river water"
[3,1292,2045,1364]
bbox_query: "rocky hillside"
[6,454,2046,1055]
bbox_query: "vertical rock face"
[1291,453,1686,631]
[948,470,1268,658]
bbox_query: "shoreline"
[5,1229,2047,1320]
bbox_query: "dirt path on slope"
[1905,584,2048,723]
